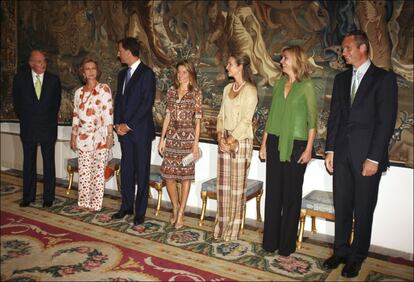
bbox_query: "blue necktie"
[125,67,132,86]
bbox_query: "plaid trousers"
[214,138,253,241]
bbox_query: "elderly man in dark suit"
[112,37,156,226]
[12,50,62,208]
[323,30,398,278]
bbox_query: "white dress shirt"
[122,59,141,94]
[32,71,44,85]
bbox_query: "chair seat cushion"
[302,190,334,214]
[201,178,263,196]
[67,158,78,167]
[150,165,163,183]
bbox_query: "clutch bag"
[182,148,203,166]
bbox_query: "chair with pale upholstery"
[297,190,354,249]
[198,178,263,232]
[66,158,121,195]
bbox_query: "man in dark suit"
[323,30,398,278]
[12,50,62,208]
[112,37,156,226]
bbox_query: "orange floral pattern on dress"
[71,83,113,152]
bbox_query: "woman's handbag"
[182,147,203,166]
[104,149,114,181]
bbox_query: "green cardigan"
[265,77,317,162]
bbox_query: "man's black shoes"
[111,210,133,220]
[341,261,361,278]
[322,255,346,269]
[19,201,33,207]
[42,201,53,208]
[133,216,145,226]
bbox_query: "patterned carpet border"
[1,173,413,281]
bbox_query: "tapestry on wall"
[0,0,413,167]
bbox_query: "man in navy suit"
[112,37,156,226]
[323,31,398,278]
[12,50,62,208]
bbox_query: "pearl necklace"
[232,81,246,92]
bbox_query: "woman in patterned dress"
[70,58,114,212]
[214,53,258,241]
[158,60,202,229]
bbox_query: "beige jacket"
[216,83,258,141]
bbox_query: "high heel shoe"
[175,211,184,229]
[170,205,180,225]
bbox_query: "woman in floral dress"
[70,58,114,211]
[158,60,202,229]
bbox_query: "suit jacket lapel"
[352,64,375,106]
[38,72,48,102]
[124,63,145,95]
[343,69,352,110]
[27,71,40,102]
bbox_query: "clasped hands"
[218,135,238,154]
[114,123,131,136]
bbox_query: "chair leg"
[297,209,306,249]
[155,188,162,216]
[198,191,207,226]
[311,216,317,234]
[256,190,263,222]
[241,204,246,234]
[66,167,73,195]
[115,167,121,192]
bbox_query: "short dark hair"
[345,30,370,54]
[118,37,140,57]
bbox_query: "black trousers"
[22,140,56,203]
[262,134,307,255]
[333,144,382,263]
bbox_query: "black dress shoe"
[133,216,145,226]
[323,255,346,269]
[341,261,361,278]
[42,201,53,208]
[19,201,33,207]
[111,210,133,220]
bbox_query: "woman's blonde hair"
[173,59,198,91]
[281,45,313,81]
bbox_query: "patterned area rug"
[1,173,413,281]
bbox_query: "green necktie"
[35,75,42,99]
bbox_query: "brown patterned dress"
[160,86,203,180]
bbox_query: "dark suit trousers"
[119,136,151,219]
[262,134,307,255]
[333,143,382,263]
[22,140,56,203]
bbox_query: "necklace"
[232,81,246,92]
[81,83,98,103]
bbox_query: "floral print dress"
[71,83,113,210]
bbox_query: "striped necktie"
[351,70,358,104]
[35,75,42,99]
